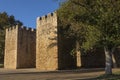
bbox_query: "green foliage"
[0,12,23,63]
[58,0,120,74]
[58,0,120,51]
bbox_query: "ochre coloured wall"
[4,26,18,69]
[17,27,36,68]
[36,12,77,70]
[4,25,36,69]
[5,11,118,70]
[36,12,58,70]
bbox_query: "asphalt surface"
[0,68,119,80]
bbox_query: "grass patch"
[93,72,120,80]
[0,64,3,68]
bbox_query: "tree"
[58,0,120,74]
[0,12,23,63]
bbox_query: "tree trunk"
[112,53,117,68]
[76,41,81,68]
[104,46,112,75]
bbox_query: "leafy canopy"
[58,0,120,50]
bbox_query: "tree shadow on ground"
[77,74,120,80]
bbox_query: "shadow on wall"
[0,57,4,64]
[114,48,120,67]
[47,33,107,69]
[81,48,105,68]
[47,30,77,70]
[47,40,120,69]
[47,37,57,50]
[80,47,120,68]
[0,51,4,67]
[47,27,120,69]
[58,36,76,70]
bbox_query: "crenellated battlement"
[6,25,36,32]
[5,11,81,70]
[19,26,36,32]
[7,25,18,31]
[5,25,36,69]
[37,11,57,26]
[37,12,54,20]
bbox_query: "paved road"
[0,68,119,80]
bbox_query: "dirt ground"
[0,68,120,80]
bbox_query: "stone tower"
[4,25,36,69]
[36,12,76,70]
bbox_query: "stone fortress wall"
[6,11,120,70]
[4,12,106,70]
[36,11,76,70]
[36,12,58,70]
[4,25,36,69]
[17,26,36,68]
[4,26,18,69]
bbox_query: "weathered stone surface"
[4,26,18,69]
[4,11,77,70]
[36,12,77,70]
[17,27,36,68]
[36,12,58,70]
[4,25,36,69]
[4,11,108,70]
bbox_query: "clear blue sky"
[0,0,60,28]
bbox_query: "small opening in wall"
[45,15,47,18]
[40,17,42,20]
[51,13,53,16]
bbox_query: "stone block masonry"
[36,12,58,70]
[4,26,18,69]
[4,11,108,70]
[4,25,36,69]
[36,11,77,70]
